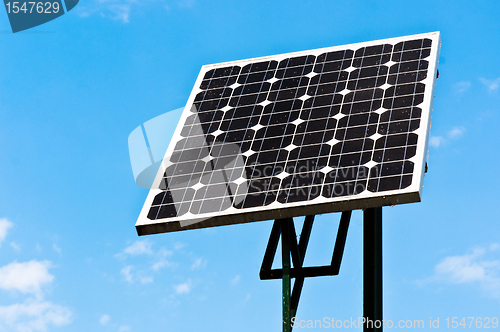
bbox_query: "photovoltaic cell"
[136,32,441,235]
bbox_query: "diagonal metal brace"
[260,211,352,280]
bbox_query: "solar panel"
[136,32,441,235]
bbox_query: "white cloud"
[151,259,175,271]
[231,275,240,286]
[158,248,173,257]
[0,260,71,331]
[447,126,465,139]
[52,244,61,254]
[429,244,500,298]
[0,218,13,246]
[77,10,90,17]
[480,77,500,93]
[118,241,180,282]
[76,0,195,23]
[75,0,132,23]
[191,258,206,270]
[0,224,71,331]
[0,261,54,296]
[429,126,465,148]
[173,242,187,250]
[121,266,134,283]
[435,248,488,283]
[139,276,153,284]
[0,299,72,332]
[151,247,176,271]
[10,242,21,251]
[119,325,131,332]
[99,314,110,325]
[121,265,153,284]
[106,4,130,23]
[119,240,153,257]
[174,280,192,294]
[453,81,471,94]
[429,136,443,148]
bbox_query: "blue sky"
[1,0,500,331]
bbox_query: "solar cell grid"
[136,32,440,235]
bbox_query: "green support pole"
[281,218,291,332]
[363,207,383,332]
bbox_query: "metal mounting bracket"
[260,211,352,332]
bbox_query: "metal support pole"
[281,218,292,332]
[290,215,314,320]
[363,207,383,332]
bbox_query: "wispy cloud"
[123,240,154,256]
[480,77,500,93]
[0,299,72,332]
[429,126,466,148]
[151,258,176,271]
[120,265,153,284]
[231,275,240,286]
[174,280,192,294]
[453,81,471,94]
[117,239,205,293]
[75,0,134,23]
[116,240,154,259]
[120,266,134,283]
[425,244,500,298]
[190,258,206,270]
[0,218,13,247]
[1,220,19,251]
[174,242,187,250]
[117,241,178,277]
[99,314,111,325]
[75,0,195,23]
[429,136,444,148]
[435,248,491,283]
[447,126,465,139]
[107,4,131,23]
[140,275,154,284]
[52,244,62,254]
[10,242,21,251]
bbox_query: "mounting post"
[281,218,292,332]
[363,207,383,332]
